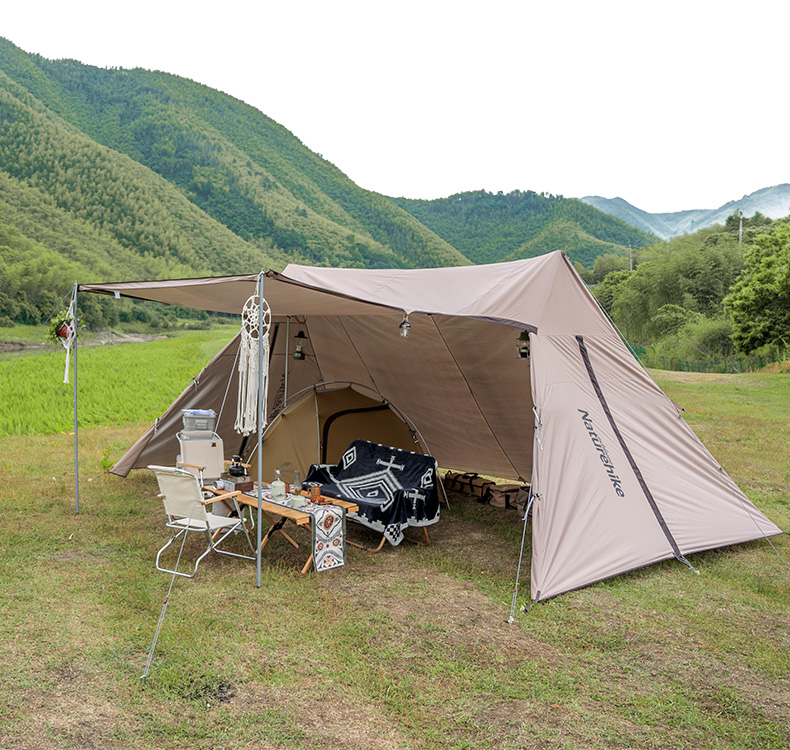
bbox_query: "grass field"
[1,334,788,749]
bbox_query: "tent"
[81,250,783,602]
[235,381,426,484]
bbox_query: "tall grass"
[0,325,238,436]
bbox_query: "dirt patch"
[480,700,589,749]
[431,516,520,576]
[0,331,166,353]
[0,341,43,353]
[325,554,557,661]
[232,682,408,750]
[6,670,124,750]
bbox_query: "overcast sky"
[3,1,789,213]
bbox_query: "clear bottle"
[271,468,287,504]
[291,469,305,508]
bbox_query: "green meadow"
[0,329,788,749]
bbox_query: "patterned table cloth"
[251,490,345,571]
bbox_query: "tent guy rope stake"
[141,497,198,680]
[508,492,538,623]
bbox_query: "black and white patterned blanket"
[304,439,440,546]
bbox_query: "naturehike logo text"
[578,409,625,498]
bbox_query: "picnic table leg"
[258,513,300,551]
[347,535,387,552]
[301,553,313,575]
[276,528,300,549]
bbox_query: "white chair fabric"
[176,430,237,517]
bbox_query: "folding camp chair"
[149,465,256,578]
[176,430,240,517]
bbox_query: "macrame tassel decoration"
[61,293,77,385]
[235,294,271,436]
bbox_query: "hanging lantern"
[517,330,530,359]
[399,313,411,339]
[293,330,307,360]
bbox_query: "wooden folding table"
[234,490,358,574]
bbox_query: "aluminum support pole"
[284,317,290,405]
[73,283,80,514]
[256,273,265,588]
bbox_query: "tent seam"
[431,317,521,479]
[576,335,683,562]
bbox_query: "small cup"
[310,485,321,502]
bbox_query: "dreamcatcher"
[235,294,271,436]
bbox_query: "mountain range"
[393,190,653,268]
[0,36,784,327]
[0,37,655,324]
[581,184,790,240]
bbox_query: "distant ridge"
[581,184,790,239]
[393,190,654,268]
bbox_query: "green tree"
[724,221,790,352]
[651,304,697,337]
[592,253,630,283]
[594,226,745,343]
[593,269,631,316]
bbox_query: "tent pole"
[256,272,265,588]
[508,491,536,623]
[72,283,79,515]
[509,448,537,623]
[284,317,290,404]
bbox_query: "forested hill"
[393,191,655,267]
[0,38,469,323]
[0,37,658,329]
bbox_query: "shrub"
[645,314,736,365]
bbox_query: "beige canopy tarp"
[81,250,782,601]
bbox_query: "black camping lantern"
[517,330,530,359]
[293,330,307,360]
